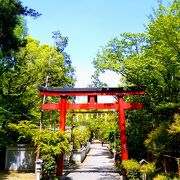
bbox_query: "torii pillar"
[57,96,67,176]
[118,95,128,160]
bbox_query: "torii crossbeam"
[38,86,144,177]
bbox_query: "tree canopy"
[0,35,76,146]
[92,0,180,171]
[0,0,40,56]
[0,0,76,175]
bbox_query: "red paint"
[124,102,143,110]
[67,103,118,110]
[57,156,64,177]
[42,103,59,110]
[59,96,67,131]
[42,102,143,111]
[118,96,128,160]
[57,96,67,177]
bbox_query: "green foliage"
[9,120,70,178]
[169,114,180,134]
[0,0,40,68]
[41,154,56,179]
[92,1,180,172]
[140,162,156,179]
[73,126,90,149]
[167,114,180,156]
[122,159,141,180]
[38,129,70,156]
[145,124,169,158]
[8,120,70,156]
[0,35,75,149]
[0,2,75,177]
[154,173,180,180]
[153,174,168,180]
[126,110,150,159]
[68,111,120,151]
[145,114,180,159]
[38,130,70,179]
[8,120,37,143]
[97,113,115,136]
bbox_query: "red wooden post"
[57,96,67,177]
[59,96,67,131]
[118,95,128,160]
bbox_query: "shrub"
[73,126,90,149]
[153,174,168,180]
[140,162,156,179]
[123,159,141,180]
[8,121,70,179]
[41,154,56,180]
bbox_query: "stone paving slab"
[63,143,121,180]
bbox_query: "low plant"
[140,162,156,179]
[122,159,141,180]
[9,120,70,179]
[153,174,168,180]
[73,126,90,149]
[41,154,56,179]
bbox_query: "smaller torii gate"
[38,86,144,177]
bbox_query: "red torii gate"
[38,86,144,177]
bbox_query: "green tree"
[92,0,180,170]
[169,114,180,134]
[0,0,41,76]
[122,159,141,179]
[145,124,169,158]
[0,36,75,148]
[0,0,40,56]
[73,126,90,149]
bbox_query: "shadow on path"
[0,171,35,180]
[0,171,10,180]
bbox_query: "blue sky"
[22,0,163,87]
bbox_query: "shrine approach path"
[64,142,121,180]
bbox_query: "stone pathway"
[64,143,121,180]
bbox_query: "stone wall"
[5,144,35,171]
[71,142,91,164]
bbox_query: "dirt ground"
[0,171,36,180]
